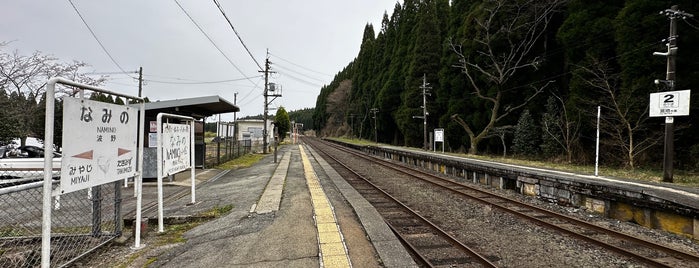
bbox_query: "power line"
[237,94,262,108]
[212,0,263,71]
[237,77,264,105]
[279,71,324,88]
[500,40,663,93]
[86,71,138,75]
[683,18,699,30]
[274,63,327,83]
[269,52,333,77]
[173,0,259,90]
[67,0,135,78]
[144,75,261,85]
[107,81,139,87]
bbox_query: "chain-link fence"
[0,176,121,267]
[205,139,256,167]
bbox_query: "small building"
[235,119,274,153]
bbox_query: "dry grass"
[215,153,266,170]
[331,138,699,187]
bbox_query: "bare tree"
[487,125,513,157]
[449,0,565,154]
[0,46,105,145]
[541,93,580,163]
[575,58,661,169]
[322,80,352,137]
[0,47,106,98]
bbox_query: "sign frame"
[156,113,196,233]
[649,89,691,117]
[42,78,146,264]
[434,128,445,153]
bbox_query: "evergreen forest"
[312,0,699,171]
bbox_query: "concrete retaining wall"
[329,140,699,240]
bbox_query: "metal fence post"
[114,180,122,237]
[91,186,102,237]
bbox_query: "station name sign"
[58,98,137,195]
[161,123,191,177]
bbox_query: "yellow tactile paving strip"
[299,145,352,268]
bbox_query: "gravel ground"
[321,142,699,267]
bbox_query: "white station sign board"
[161,123,191,177]
[649,89,691,117]
[434,128,445,142]
[59,97,138,195]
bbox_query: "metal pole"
[91,186,102,236]
[274,125,278,163]
[227,123,231,159]
[420,74,430,150]
[138,66,143,97]
[411,75,431,151]
[374,114,378,143]
[156,114,164,233]
[216,114,221,164]
[423,79,427,150]
[233,93,238,157]
[41,79,57,268]
[595,106,600,177]
[662,5,680,182]
[371,108,378,143]
[233,92,237,158]
[134,101,145,249]
[653,6,693,182]
[262,51,270,154]
[114,181,122,237]
[190,119,196,204]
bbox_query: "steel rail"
[305,139,497,267]
[321,139,699,267]
[121,182,193,224]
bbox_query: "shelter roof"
[143,95,239,119]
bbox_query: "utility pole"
[233,92,238,122]
[233,92,238,157]
[654,5,693,183]
[262,52,270,154]
[137,66,143,97]
[412,74,431,150]
[370,108,379,143]
[349,114,356,139]
[260,50,279,154]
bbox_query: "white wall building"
[236,119,274,152]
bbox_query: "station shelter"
[140,95,239,178]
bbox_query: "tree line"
[0,44,101,148]
[0,43,151,149]
[312,0,699,171]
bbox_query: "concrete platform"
[119,144,416,267]
[334,140,699,240]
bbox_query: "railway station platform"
[117,144,417,267]
[333,140,699,240]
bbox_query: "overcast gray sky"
[1,0,400,120]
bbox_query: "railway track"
[121,179,199,223]
[306,137,699,267]
[306,139,497,267]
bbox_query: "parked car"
[0,145,61,180]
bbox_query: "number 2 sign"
[649,89,691,117]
